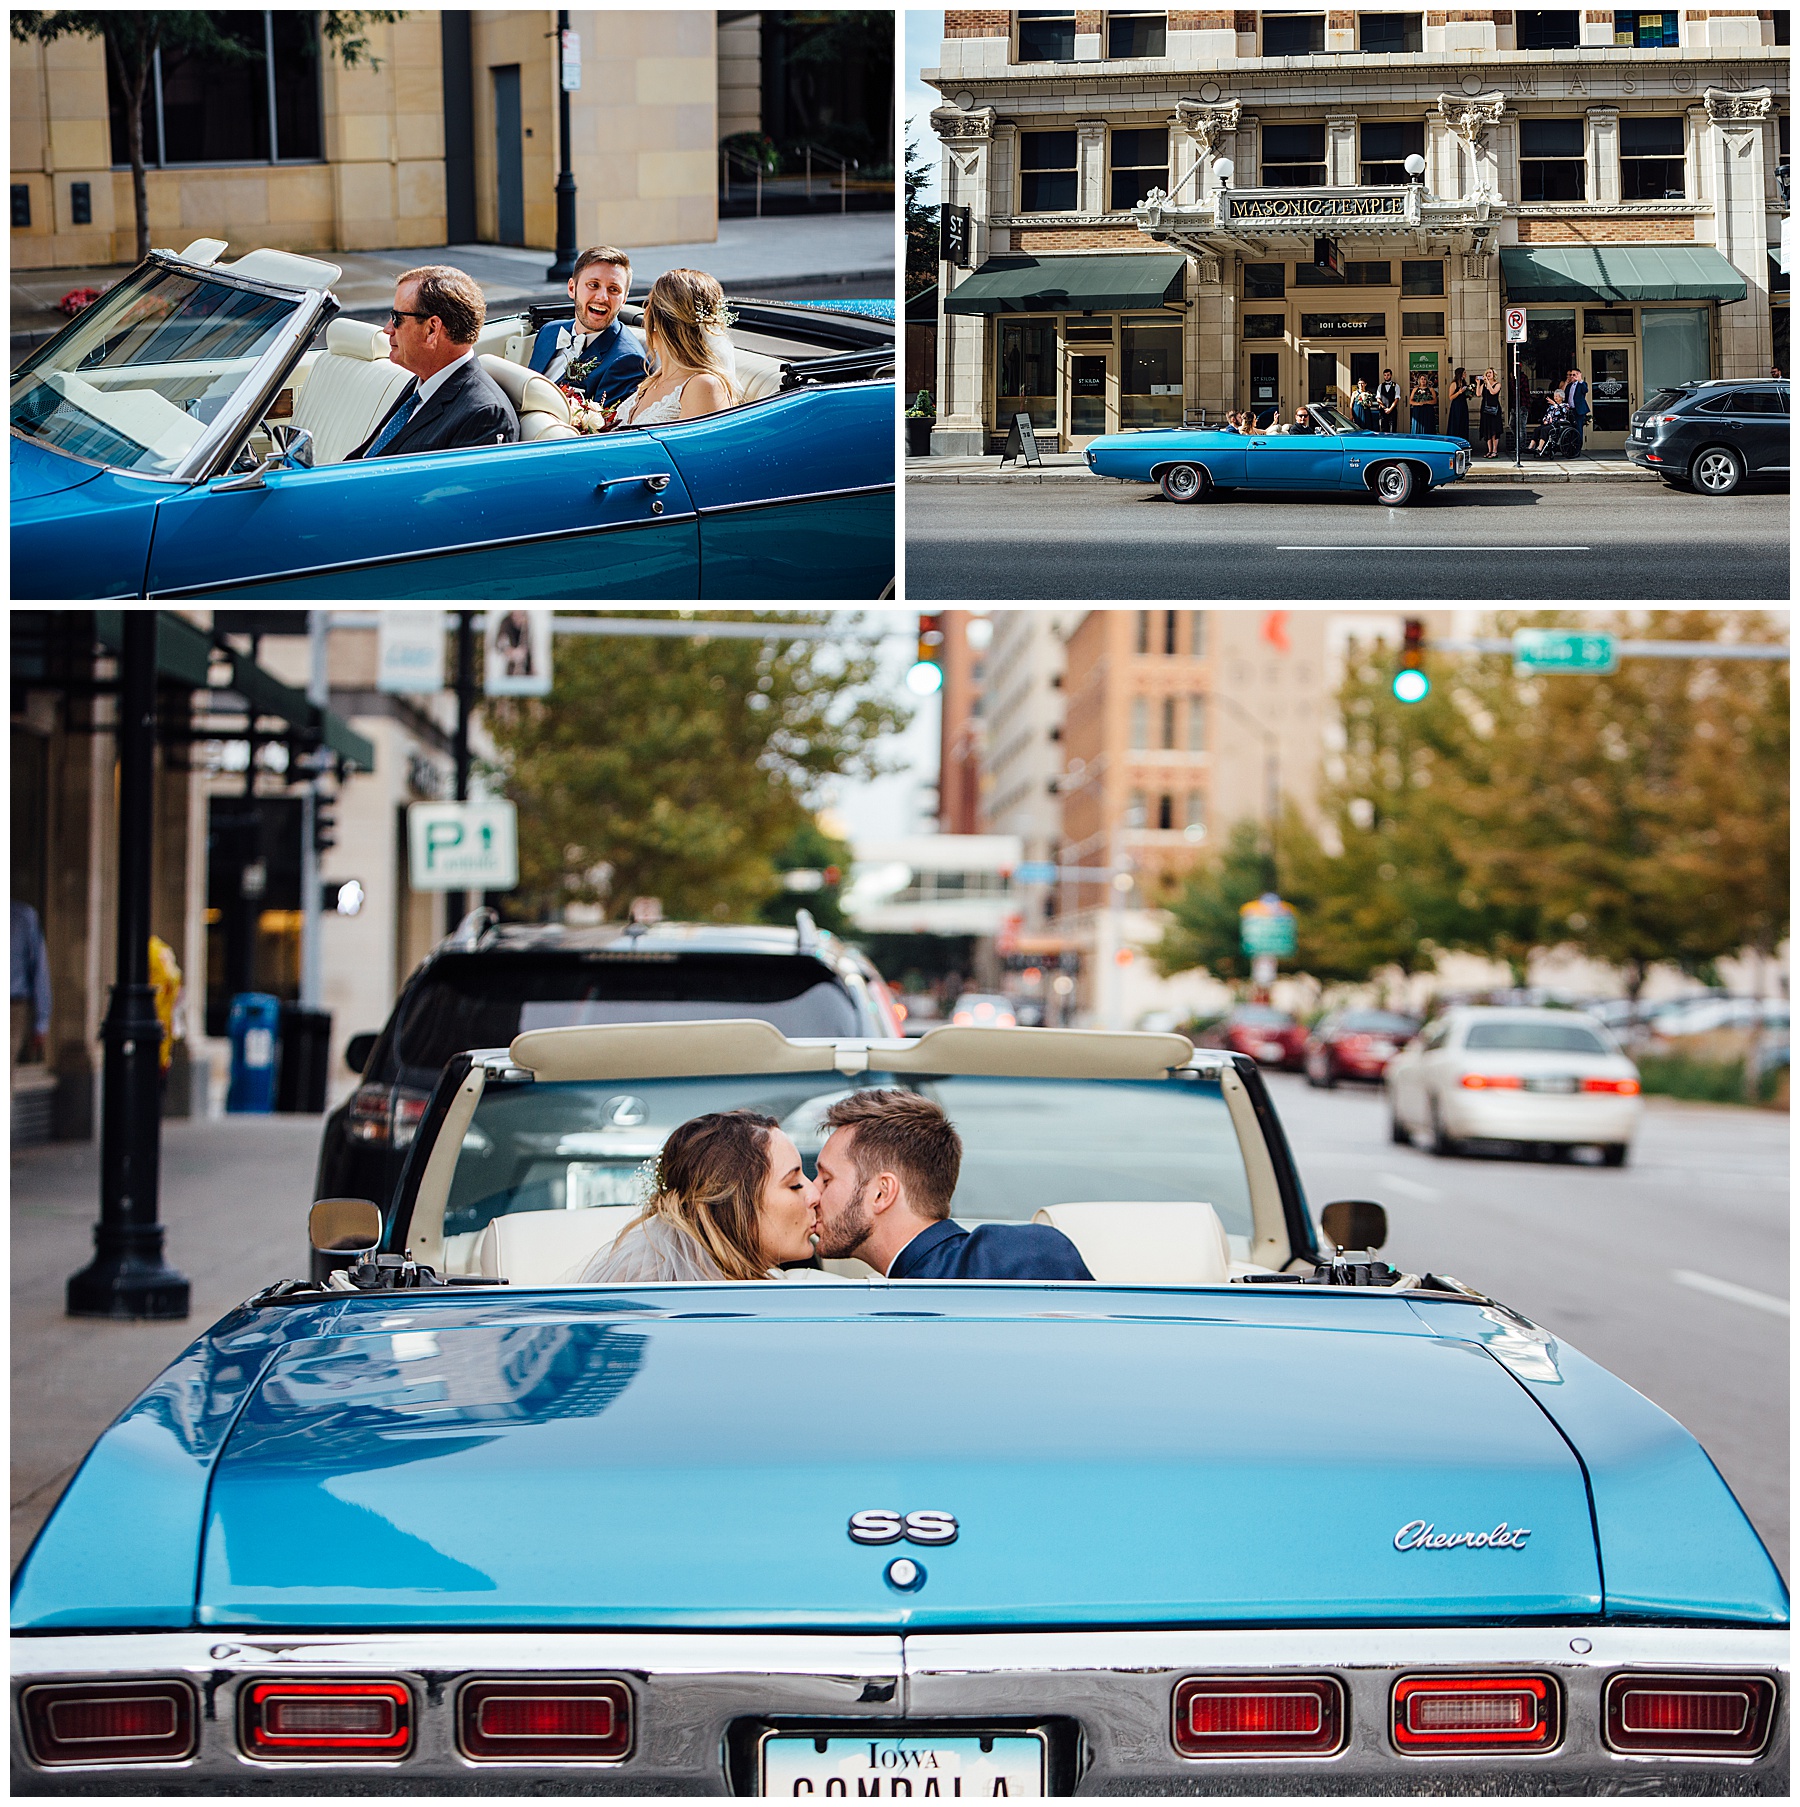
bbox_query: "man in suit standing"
[1564,366,1590,449]
[349,266,519,459]
[814,1090,1094,1280]
[527,245,648,409]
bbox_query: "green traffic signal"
[1392,668,1430,704]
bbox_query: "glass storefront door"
[1586,345,1632,448]
[1068,352,1113,443]
[1247,351,1283,426]
[1307,350,1338,408]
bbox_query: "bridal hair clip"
[694,298,736,333]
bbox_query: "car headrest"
[1032,1200,1233,1285]
[326,317,392,361]
[479,354,573,423]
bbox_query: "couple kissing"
[530,244,734,432]
[581,1090,1093,1284]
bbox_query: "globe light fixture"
[1213,156,1235,188]
[1404,153,1427,182]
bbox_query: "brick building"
[923,10,1789,454]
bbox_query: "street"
[904,484,1792,601]
[1265,1070,1790,1580]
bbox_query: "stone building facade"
[925,10,1789,454]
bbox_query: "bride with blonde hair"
[611,268,735,427]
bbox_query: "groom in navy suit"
[527,245,648,409]
[814,1091,1093,1281]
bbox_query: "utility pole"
[444,610,477,928]
[546,10,579,282]
[68,612,189,1320]
[298,610,328,1008]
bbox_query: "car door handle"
[1251,439,1267,446]
[595,472,671,493]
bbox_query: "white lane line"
[1671,1270,1790,1317]
[1373,1170,1443,1203]
[1275,544,1592,552]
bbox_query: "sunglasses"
[386,308,432,327]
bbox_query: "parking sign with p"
[1506,307,1528,343]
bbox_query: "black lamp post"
[68,611,190,1320]
[443,610,477,929]
[546,9,579,281]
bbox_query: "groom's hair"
[573,245,632,282]
[823,1091,960,1221]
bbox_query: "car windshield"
[442,1068,1257,1254]
[1313,404,1354,433]
[1339,1011,1418,1035]
[1233,1006,1293,1027]
[1463,1020,1611,1054]
[10,262,299,476]
[392,952,863,1073]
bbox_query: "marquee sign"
[1223,190,1412,224]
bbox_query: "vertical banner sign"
[377,610,446,694]
[940,205,972,269]
[484,610,554,696]
[561,29,581,90]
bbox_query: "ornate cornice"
[1173,97,1242,155]
[1704,86,1774,125]
[930,104,997,144]
[1436,90,1508,152]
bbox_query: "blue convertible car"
[11,243,894,600]
[1086,403,1470,505]
[12,1023,1786,1792]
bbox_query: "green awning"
[943,253,1187,315]
[1500,245,1748,304]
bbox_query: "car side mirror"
[344,1032,377,1075]
[214,425,315,491]
[1322,1198,1387,1254]
[310,1196,382,1256]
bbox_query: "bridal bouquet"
[556,381,618,435]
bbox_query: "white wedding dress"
[612,380,688,430]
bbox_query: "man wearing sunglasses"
[348,265,519,459]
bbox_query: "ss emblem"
[848,1509,959,1547]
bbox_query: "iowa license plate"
[760,1732,1047,1797]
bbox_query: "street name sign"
[1239,894,1297,957]
[1513,629,1618,675]
[1013,861,1058,884]
[408,801,519,891]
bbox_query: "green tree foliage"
[905,132,940,301]
[758,817,855,935]
[483,614,907,925]
[11,11,402,263]
[1148,821,1270,984]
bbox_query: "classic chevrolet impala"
[10,243,894,600]
[11,1024,1786,1793]
[1084,403,1470,504]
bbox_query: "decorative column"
[1588,106,1621,206]
[1436,91,1507,201]
[1326,115,1359,187]
[931,104,997,457]
[1703,87,1775,379]
[1173,98,1241,204]
[1076,119,1108,215]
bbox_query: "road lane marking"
[1671,1270,1789,1316]
[1374,1171,1443,1202]
[1275,545,1592,552]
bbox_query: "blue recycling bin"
[226,992,281,1114]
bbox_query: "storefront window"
[1107,11,1167,57]
[1122,319,1183,429]
[997,319,1057,430]
[1262,123,1328,187]
[1584,308,1634,335]
[1263,12,1324,55]
[1621,117,1686,199]
[1296,259,1392,287]
[1359,13,1422,54]
[1243,262,1286,299]
[1519,118,1586,201]
[1640,306,1710,393]
[1522,309,1575,413]
[1402,311,1444,336]
[1360,121,1423,183]
[1243,312,1285,337]
[1614,12,1679,49]
[1020,131,1078,211]
[1018,11,1077,62]
[1110,128,1169,210]
[1401,259,1444,295]
[1516,11,1580,49]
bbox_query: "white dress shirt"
[415,348,473,409]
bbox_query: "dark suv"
[1627,377,1790,495]
[315,912,902,1219]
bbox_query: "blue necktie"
[367,385,418,456]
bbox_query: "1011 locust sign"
[407,800,520,891]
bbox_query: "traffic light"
[907,614,945,695]
[313,799,338,854]
[1392,617,1429,704]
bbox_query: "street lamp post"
[67,612,190,1320]
[444,610,477,927]
[546,10,579,282]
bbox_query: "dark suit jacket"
[887,1218,1094,1281]
[1566,377,1590,422]
[527,318,649,409]
[348,356,519,460]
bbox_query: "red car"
[1304,1008,1422,1087]
[1199,1004,1310,1070]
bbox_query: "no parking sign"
[1505,307,1528,343]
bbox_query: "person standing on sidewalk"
[1408,368,1438,435]
[1478,368,1503,457]
[1564,366,1590,450]
[1376,368,1400,432]
[1446,367,1471,445]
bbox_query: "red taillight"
[1392,1674,1558,1752]
[22,1681,196,1766]
[1604,1673,1776,1756]
[1582,1076,1640,1095]
[1459,1072,1523,1089]
[347,1082,392,1142]
[459,1680,633,1761]
[952,1012,972,1024]
[1172,1677,1344,1757]
[240,1680,412,1759]
[391,1091,429,1148]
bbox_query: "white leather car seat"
[479,355,579,442]
[733,347,785,405]
[288,318,413,464]
[1031,1200,1233,1285]
[474,1205,640,1285]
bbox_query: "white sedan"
[1385,1007,1643,1165]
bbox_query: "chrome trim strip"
[696,481,895,517]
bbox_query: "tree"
[483,614,909,925]
[1148,821,1270,984]
[758,816,855,935]
[905,132,941,300]
[11,11,401,264]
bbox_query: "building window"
[1107,10,1167,57]
[1614,11,1679,49]
[1161,696,1177,747]
[1262,123,1328,186]
[1186,696,1207,750]
[1191,614,1207,657]
[1126,788,1148,828]
[1136,612,1151,654]
[1021,131,1079,211]
[1243,311,1285,336]
[1244,262,1287,299]
[1122,319,1182,428]
[1776,12,1790,46]
[1519,118,1586,201]
[1262,11,1325,55]
[1360,121,1423,184]
[1164,610,1178,655]
[1400,259,1444,295]
[1402,310,1445,336]
[997,319,1058,431]
[1130,697,1150,747]
[1516,11,1580,49]
[1017,10,1077,62]
[1584,307,1634,334]
[1185,791,1206,832]
[1158,794,1175,831]
[1621,117,1686,199]
[1110,128,1169,210]
[1359,12,1422,54]
[11,184,29,228]
[107,10,322,167]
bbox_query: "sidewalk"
[12,211,895,354]
[11,1113,325,1566]
[907,450,1657,486]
